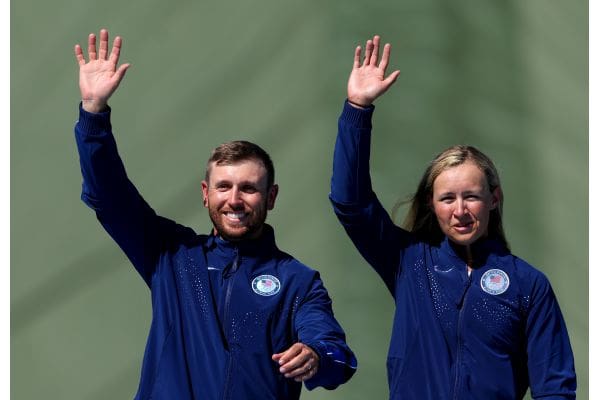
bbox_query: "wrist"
[81,99,108,113]
[347,98,371,109]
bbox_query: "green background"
[11,1,588,399]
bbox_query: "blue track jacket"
[74,105,357,400]
[329,101,576,400]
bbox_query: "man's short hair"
[205,140,275,188]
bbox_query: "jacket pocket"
[147,323,196,399]
[386,356,405,397]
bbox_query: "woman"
[330,35,576,399]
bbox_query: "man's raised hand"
[347,35,400,108]
[74,29,130,113]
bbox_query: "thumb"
[383,70,400,88]
[113,63,131,85]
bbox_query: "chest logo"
[252,275,281,296]
[480,269,510,295]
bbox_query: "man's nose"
[228,187,243,206]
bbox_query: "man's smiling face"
[202,159,278,241]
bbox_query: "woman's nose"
[454,199,468,217]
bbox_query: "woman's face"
[431,161,499,247]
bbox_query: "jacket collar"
[435,236,509,307]
[440,235,508,268]
[205,224,278,257]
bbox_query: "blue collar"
[440,236,508,267]
[205,224,278,256]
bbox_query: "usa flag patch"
[251,275,281,296]
[480,269,510,295]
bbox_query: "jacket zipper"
[222,248,240,400]
[452,271,472,400]
[223,249,240,329]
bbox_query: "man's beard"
[207,203,268,242]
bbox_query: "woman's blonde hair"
[393,145,509,249]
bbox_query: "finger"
[370,35,380,65]
[275,344,303,366]
[294,366,317,382]
[99,29,109,60]
[113,63,131,85]
[353,46,361,69]
[284,357,316,379]
[279,348,312,374]
[383,70,401,88]
[280,354,306,373]
[272,347,292,362]
[74,44,86,65]
[363,39,373,66]
[109,36,123,65]
[87,33,97,61]
[378,43,392,70]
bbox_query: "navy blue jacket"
[74,105,357,400]
[330,101,576,400]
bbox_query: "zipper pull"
[222,248,240,279]
[232,248,239,272]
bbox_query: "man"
[73,29,356,400]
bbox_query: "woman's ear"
[490,186,502,210]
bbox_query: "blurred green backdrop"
[11,1,587,399]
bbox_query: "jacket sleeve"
[525,269,577,399]
[295,272,357,391]
[74,104,196,286]
[329,100,413,295]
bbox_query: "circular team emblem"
[480,269,510,295]
[252,275,281,296]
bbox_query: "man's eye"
[243,187,257,194]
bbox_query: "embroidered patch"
[251,275,281,296]
[480,269,510,295]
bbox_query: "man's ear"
[267,184,279,210]
[201,180,209,208]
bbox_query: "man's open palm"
[74,29,130,113]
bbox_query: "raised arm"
[330,36,410,294]
[332,35,400,204]
[74,29,130,113]
[73,30,194,285]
